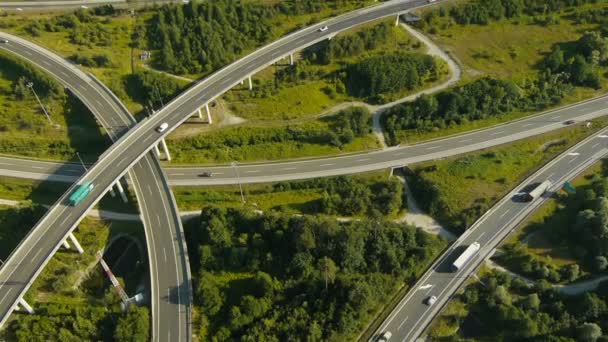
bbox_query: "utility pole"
[26,81,55,126]
[76,152,88,172]
[231,161,245,203]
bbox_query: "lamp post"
[26,81,54,126]
[76,152,88,172]
[231,161,245,203]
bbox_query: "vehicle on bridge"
[68,182,94,206]
[377,331,392,341]
[451,242,480,272]
[521,180,552,202]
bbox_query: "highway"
[372,124,608,341]
[0,0,442,335]
[0,34,191,340]
[0,94,607,186]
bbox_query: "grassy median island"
[408,116,608,235]
[0,204,149,341]
[173,170,405,219]
[382,0,608,145]
[168,107,380,164]
[0,50,109,161]
[184,205,447,341]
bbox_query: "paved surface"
[1,93,607,186]
[0,33,191,341]
[372,125,608,341]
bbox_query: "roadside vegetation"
[0,203,149,341]
[184,206,447,341]
[408,117,608,235]
[174,170,404,218]
[494,161,608,285]
[0,50,108,160]
[428,267,608,341]
[168,107,380,163]
[385,0,608,144]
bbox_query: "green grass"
[173,170,391,214]
[409,117,608,233]
[168,113,380,164]
[0,51,109,161]
[225,19,434,122]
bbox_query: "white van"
[378,331,392,341]
[156,122,169,133]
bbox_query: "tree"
[494,285,511,305]
[197,272,224,316]
[565,264,580,282]
[595,256,608,271]
[522,293,540,311]
[318,257,337,290]
[578,322,602,342]
[114,306,150,342]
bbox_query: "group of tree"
[25,9,113,47]
[0,50,63,99]
[440,268,608,341]
[542,30,608,89]
[424,0,600,27]
[69,53,112,68]
[147,0,365,75]
[320,175,403,216]
[8,299,149,341]
[123,70,184,111]
[346,53,442,100]
[185,206,446,340]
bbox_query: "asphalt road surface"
[0,94,606,186]
[0,34,191,341]
[372,128,608,341]
[0,1,438,336]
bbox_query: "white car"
[319,26,329,32]
[156,122,169,133]
[378,331,392,341]
[426,295,437,306]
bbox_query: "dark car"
[564,119,575,125]
[199,172,213,177]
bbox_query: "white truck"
[451,242,481,272]
[522,180,552,202]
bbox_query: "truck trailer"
[68,182,94,206]
[451,242,481,272]
[522,180,552,202]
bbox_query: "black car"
[564,119,575,125]
[199,172,213,177]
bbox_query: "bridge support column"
[395,14,400,26]
[160,138,171,162]
[289,54,294,65]
[193,108,203,119]
[115,179,128,203]
[205,103,212,124]
[62,239,71,250]
[68,232,84,254]
[18,298,34,314]
[153,144,161,157]
[248,76,253,90]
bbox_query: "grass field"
[173,170,391,215]
[225,19,435,122]
[409,117,608,233]
[0,51,109,161]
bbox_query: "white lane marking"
[96,100,103,107]
[23,50,32,56]
[170,173,185,176]
[356,158,370,162]
[281,167,297,171]
[0,288,13,306]
[31,166,44,170]
[498,209,511,219]
[163,248,167,262]
[31,248,43,262]
[522,123,535,128]
[143,135,154,143]
[0,162,13,166]
[397,316,409,331]
[568,157,578,164]
[547,173,555,179]
[425,145,442,151]
[213,172,224,175]
[60,215,70,225]
[147,185,153,196]
[42,60,50,66]
[459,138,473,143]
[490,130,505,136]
[78,84,87,92]
[320,163,335,167]
[477,232,486,240]
[592,142,601,149]
[551,115,561,120]
[59,71,69,78]
[245,170,260,173]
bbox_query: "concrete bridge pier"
[153,144,161,157]
[160,138,171,162]
[18,298,34,314]
[193,108,203,119]
[68,232,84,254]
[395,14,401,26]
[248,76,253,90]
[205,103,212,124]
[115,179,128,203]
[62,239,71,250]
[289,54,294,65]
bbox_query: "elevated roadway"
[0,0,444,334]
[0,94,606,186]
[372,121,608,341]
[0,33,191,340]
